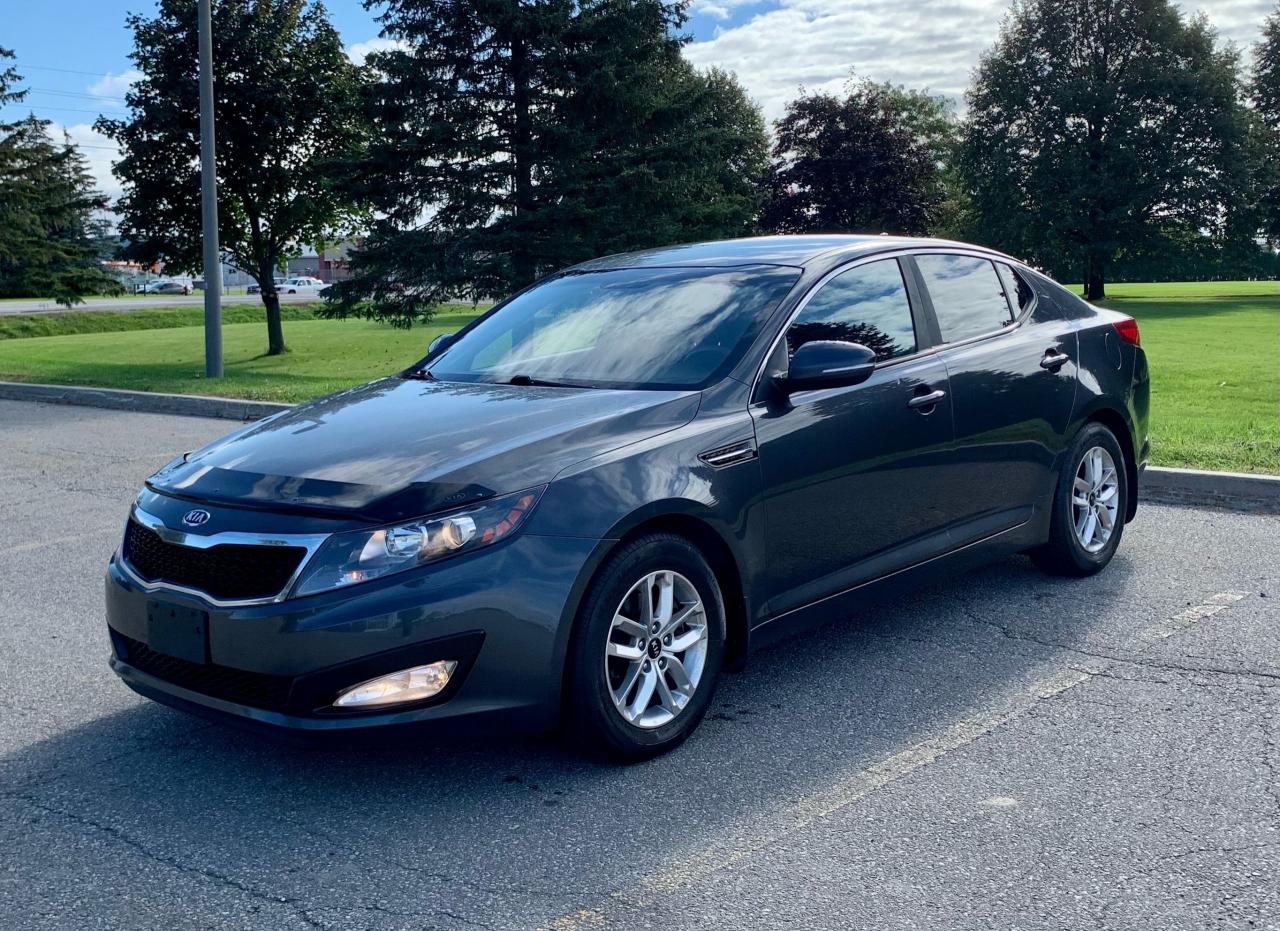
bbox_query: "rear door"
[751,257,956,617]
[910,252,1077,544]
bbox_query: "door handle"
[907,388,947,410]
[1040,349,1070,371]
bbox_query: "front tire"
[565,533,725,761]
[1031,422,1128,577]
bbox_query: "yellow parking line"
[2,528,119,555]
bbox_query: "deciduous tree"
[758,80,951,236]
[961,0,1248,299]
[98,0,367,354]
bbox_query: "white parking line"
[542,589,1251,928]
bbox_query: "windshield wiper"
[402,368,435,381]
[503,374,577,388]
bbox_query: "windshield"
[425,265,800,390]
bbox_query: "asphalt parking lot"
[1,398,1277,931]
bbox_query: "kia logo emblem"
[182,509,211,527]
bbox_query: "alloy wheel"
[1072,446,1119,553]
[605,570,708,729]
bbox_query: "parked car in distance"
[139,280,191,295]
[247,276,287,295]
[279,276,327,294]
[105,235,1149,759]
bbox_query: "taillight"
[1112,317,1140,347]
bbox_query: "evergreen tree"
[0,49,121,304]
[325,0,768,325]
[961,0,1248,299]
[758,80,950,236]
[98,0,368,355]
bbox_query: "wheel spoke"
[612,614,646,639]
[653,572,674,629]
[1074,477,1092,496]
[628,667,657,720]
[607,641,643,661]
[658,601,700,639]
[1096,485,1118,503]
[654,673,679,714]
[638,574,655,627]
[1095,503,1114,531]
[668,624,705,655]
[663,654,693,691]
[1080,510,1098,547]
[613,660,643,709]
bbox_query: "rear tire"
[565,533,725,761]
[1031,422,1128,577]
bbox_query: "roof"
[569,234,1002,271]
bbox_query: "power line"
[26,87,127,103]
[16,63,130,78]
[0,103,124,117]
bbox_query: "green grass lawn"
[0,311,481,403]
[1086,281,1278,474]
[0,281,1274,473]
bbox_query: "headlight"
[291,486,544,597]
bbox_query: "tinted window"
[996,262,1034,316]
[427,265,799,390]
[916,254,1014,342]
[786,259,916,362]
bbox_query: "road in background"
[1,399,1277,931]
[0,292,319,315]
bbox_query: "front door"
[751,257,956,618]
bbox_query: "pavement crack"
[13,794,328,930]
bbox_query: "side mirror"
[428,332,455,356]
[776,340,877,393]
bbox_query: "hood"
[149,376,700,522]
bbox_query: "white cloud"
[52,122,123,203]
[686,0,1275,123]
[345,37,407,65]
[87,69,140,101]
[690,0,769,20]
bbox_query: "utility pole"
[198,0,222,378]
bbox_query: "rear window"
[996,263,1034,316]
[916,254,1014,342]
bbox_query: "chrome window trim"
[749,250,930,401]
[117,506,331,608]
[910,252,1040,351]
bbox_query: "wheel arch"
[558,504,751,715]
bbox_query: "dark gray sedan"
[105,235,1149,759]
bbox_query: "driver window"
[787,259,916,362]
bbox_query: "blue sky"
[3,0,1273,199]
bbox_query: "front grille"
[115,633,294,711]
[123,520,307,602]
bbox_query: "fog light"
[332,661,457,709]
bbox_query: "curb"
[0,380,289,422]
[1143,466,1280,515]
[1,380,1276,514]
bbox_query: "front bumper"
[106,531,606,735]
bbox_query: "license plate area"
[146,601,209,664]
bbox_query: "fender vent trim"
[699,439,758,469]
